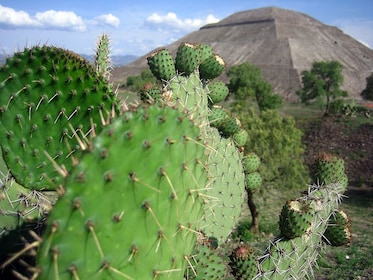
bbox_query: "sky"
[1,0,372,57]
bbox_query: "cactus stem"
[87,220,104,258]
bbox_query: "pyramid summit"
[114,6,373,100]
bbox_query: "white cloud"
[35,10,86,32]
[0,5,120,32]
[145,12,219,33]
[92,14,120,28]
[0,5,40,28]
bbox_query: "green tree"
[297,61,348,114]
[361,72,373,100]
[240,109,308,190]
[126,69,157,92]
[227,63,282,112]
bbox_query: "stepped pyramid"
[114,7,373,100]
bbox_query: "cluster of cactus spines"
[146,42,246,245]
[35,105,208,279]
[0,45,118,191]
[323,209,352,246]
[94,33,113,81]
[0,173,55,236]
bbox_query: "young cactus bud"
[175,43,202,76]
[279,199,313,239]
[207,81,229,104]
[324,210,352,246]
[232,128,249,148]
[147,48,176,81]
[242,153,261,173]
[199,54,225,80]
[208,105,229,128]
[245,171,262,191]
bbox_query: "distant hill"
[81,54,138,67]
[114,6,373,101]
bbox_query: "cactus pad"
[324,210,352,246]
[36,105,208,279]
[0,46,118,190]
[279,199,313,239]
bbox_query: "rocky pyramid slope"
[113,6,373,101]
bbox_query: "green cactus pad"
[207,81,229,104]
[147,48,176,81]
[279,199,313,239]
[175,43,202,76]
[232,129,249,148]
[199,44,214,62]
[36,105,208,279]
[199,54,225,80]
[229,244,258,280]
[0,46,118,190]
[245,172,262,191]
[242,153,261,173]
[311,153,348,189]
[259,182,347,278]
[208,106,229,128]
[186,244,227,280]
[200,128,245,244]
[324,210,352,246]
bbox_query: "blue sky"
[1,0,372,56]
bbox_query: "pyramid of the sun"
[114,6,373,100]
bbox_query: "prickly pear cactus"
[94,33,112,81]
[0,46,118,191]
[36,105,208,279]
[257,175,347,278]
[146,43,246,244]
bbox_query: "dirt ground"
[301,115,373,188]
